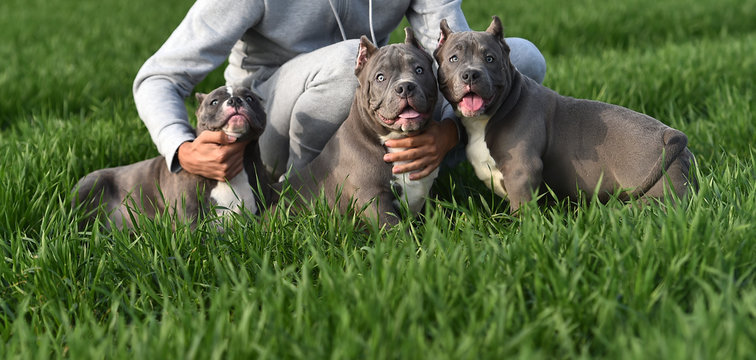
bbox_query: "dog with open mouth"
[73,85,270,229]
[435,17,696,212]
[277,28,438,228]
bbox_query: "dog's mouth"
[457,92,492,117]
[221,113,252,139]
[379,107,430,133]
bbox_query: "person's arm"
[133,0,264,178]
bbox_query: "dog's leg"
[641,147,696,205]
[362,192,401,229]
[501,157,544,213]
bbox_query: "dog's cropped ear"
[355,35,378,75]
[438,19,453,49]
[404,27,423,50]
[486,16,504,39]
[194,93,208,118]
[486,16,510,55]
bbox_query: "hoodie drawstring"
[327,0,377,44]
[368,0,376,44]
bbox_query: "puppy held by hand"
[277,28,439,228]
[73,85,270,229]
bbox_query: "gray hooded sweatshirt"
[133,0,470,171]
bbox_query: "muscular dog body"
[435,17,696,212]
[281,29,439,227]
[73,86,269,228]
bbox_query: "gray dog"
[278,28,439,227]
[435,17,696,212]
[73,85,270,229]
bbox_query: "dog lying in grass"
[435,16,697,212]
[73,85,270,229]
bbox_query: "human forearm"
[132,0,265,171]
[133,77,196,172]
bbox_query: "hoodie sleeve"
[133,0,264,172]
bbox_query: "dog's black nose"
[394,82,416,97]
[227,97,241,107]
[461,69,481,83]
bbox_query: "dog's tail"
[625,128,690,200]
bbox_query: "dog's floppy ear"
[404,27,423,50]
[355,35,378,75]
[194,92,208,118]
[438,19,453,49]
[486,16,504,39]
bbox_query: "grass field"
[1,0,755,358]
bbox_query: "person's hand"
[383,118,459,180]
[177,130,249,181]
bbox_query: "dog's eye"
[485,55,495,63]
[245,96,254,103]
[376,73,385,82]
[210,99,219,106]
[415,66,424,74]
[449,55,459,62]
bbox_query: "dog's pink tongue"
[398,108,422,119]
[227,115,247,127]
[223,115,248,136]
[461,94,484,112]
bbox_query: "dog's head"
[195,86,266,141]
[354,28,438,136]
[434,16,514,118]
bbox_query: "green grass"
[2,0,755,358]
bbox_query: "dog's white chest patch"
[209,170,257,216]
[462,117,507,198]
[381,135,439,213]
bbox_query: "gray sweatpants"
[245,38,546,179]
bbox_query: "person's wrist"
[177,141,186,164]
[176,140,194,171]
[441,118,459,150]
